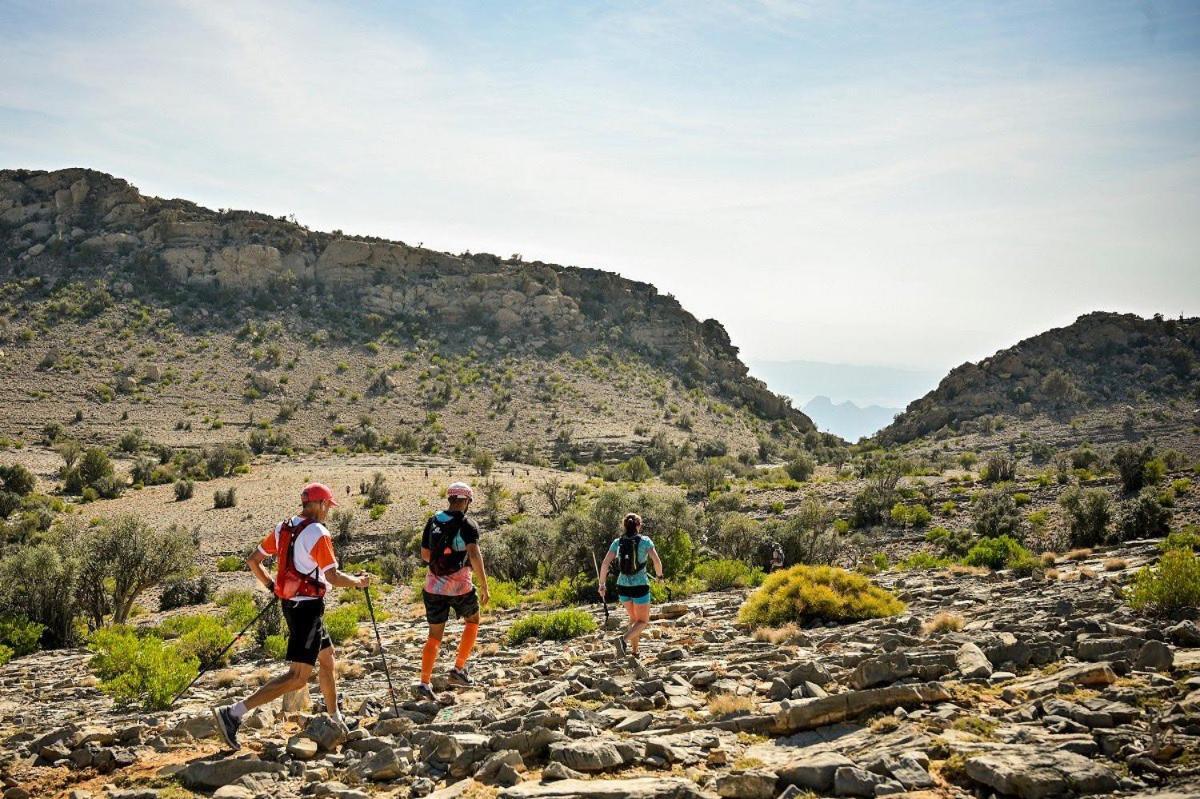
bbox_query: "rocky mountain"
[0,168,814,457]
[802,396,900,442]
[877,312,1200,445]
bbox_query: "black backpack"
[617,534,645,577]
[428,514,468,577]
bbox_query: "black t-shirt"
[421,510,480,553]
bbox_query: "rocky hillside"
[878,312,1200,445]
[4,540,1198,799]
[0,168,806,436]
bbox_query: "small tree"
[972,491,1023,541]
[480,478,508,527]
[471,450,495,477]
[536,476,578,516]
[68,516,193,626]
[980,453,1016,484]
[1118,488,1172,541]
[784,452,815,482]
[1060,486,1113,547]
[364,472,391,506]
[1112,445,1155,494]
[330,509,355,544]
[54,440,82,470]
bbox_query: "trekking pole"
[363,587,400,719]
[590,551,609,625]
[170,596,277,707]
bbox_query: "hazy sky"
[2,1,1198,371]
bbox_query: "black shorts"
[423,588,480,625]
[281,598,333,666]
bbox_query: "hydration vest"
[618,533,645,577]
[428,513,468,577]
[274,517,326,600]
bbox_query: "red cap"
[301,482,338,507]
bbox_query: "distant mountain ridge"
[0,167,811,432]
[749,359,940,409]
[877,311,1200,445]
[802,396,899,442]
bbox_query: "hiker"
[414,481,491,700]
[212,482,369,749]
[769,542,785,573]
[598,512,663,658]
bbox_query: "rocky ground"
[1,540,1197,799]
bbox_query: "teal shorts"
[618,590,651,605]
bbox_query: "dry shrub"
[480,642,500,656]
[336,661,364,680]
[870,715,902,733]
[1103,558,1128,572]
[1066,548,1093,561]
[1079,567,1097,580]
[752,623,805,645]
[922,612,965,635]
[1040,552,1057,567]
[708,693,756,718]
[212,669,238,688]
[948,564,989,577]
[518,650,539,666]
[250,667,274,686]
[1045,568,1060,580]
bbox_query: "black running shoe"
[211,706,241,750]
[412,682,437,701]
[448,666,474,686]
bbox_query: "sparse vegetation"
[738,565,904,628]
[506,608,597,644]
[1125,548,1200,616]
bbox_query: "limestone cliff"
[0,167,809,430]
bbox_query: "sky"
[2,0,1198,375]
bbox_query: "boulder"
[502,777,709,798]
[349,746,408,782]
[956,643,993,679]
[833,765,904,796]
[179,758,287,789]
[964,748,1119,798]
[849,652,913,689]
[715,770,776,799]
[305,714,349,751]
[547,739,626,773]
[773,683,951,733]
[777,751,854,792]
[286,735,319,760]
[1134,640,1173,671]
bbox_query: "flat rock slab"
[965,748,1119,799]
[178,757,287,789]
[502,777,712,799]
[772,683,951,733]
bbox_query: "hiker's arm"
[327,568,370,589]
[649,548,664,579]
[247,548,274,592]
[466,543,489,605]
[598,551,615,598]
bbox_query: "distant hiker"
[598,513,663,659]
[212,482,369,749]
[414,482,491,700]
[769,543,785,573]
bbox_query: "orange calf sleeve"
[455,622,479,669]
[421,636,441,683]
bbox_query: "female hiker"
[598,512,663,659]
[212,482,369,749]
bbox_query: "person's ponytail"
[623,513,642,537]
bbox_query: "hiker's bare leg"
[243,662,313,710]
[316,646,338,716]
[627,602,651,654]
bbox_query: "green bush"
[176,617,234,666]
[972,491,1023,541]
[263,634,287,660]
[0,645,12,667]
[784,453,815,482]
[215,590,257,629]
[1113,445,1157,494]
[1060,487,1113,547]
[159,575,212,611]
[213,488,237,509]
[896,552,952,571]
[324,605,361,643]
[980,453,1015,484]
[0,543,79,647]
[737,565,905,628]
[487,580,522,610]
[649,575,705,601]
[1119,488,1172,541]
[850,485,897,528]
[1161,526,1199,552]
[963,536,1034,571]
[62,447,121,498]
[694,559,761,591]
[0,616,45,657]
[890,503,932,528]
[88,627,198,709]
[0,465,35,497]
[216,555,243,572]
[1126,548,1200,616]
[173,480,195,501]
[507,608,597,644]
